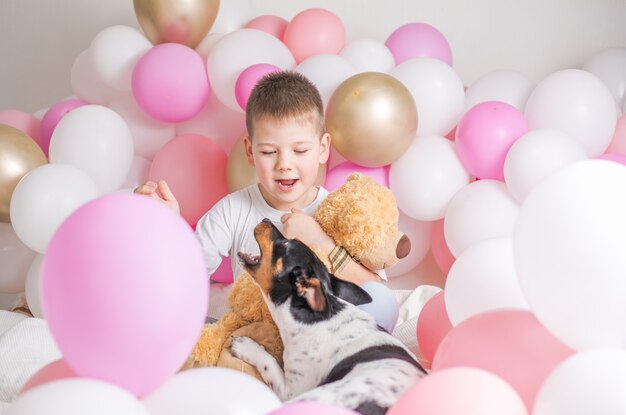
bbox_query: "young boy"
[135,72,382,313]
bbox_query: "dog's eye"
[282,240,289,247]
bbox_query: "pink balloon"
[598,152,626,165]
[388,367,527,415]
[432,309,574,411]
[605,114,626,155]
[149,134,228,227]
[245,15,289,40]
[132,43,209,123]
[324,161,389,192]
[41,193,208,397]
[0,109,41,147]
[211,256,233,284]
[235,63,281,110]
[430,219,455,275]
[416,291,453,364]
[455,101,529,180]
[40,99,88,157]
[385,22,453,66]
[268,402,359,415]
[284,8,345,63]
[19,359,77,395]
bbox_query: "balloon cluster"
[1,1,626,414]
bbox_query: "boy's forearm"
[334,256,383,285]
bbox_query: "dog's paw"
[230,336,266,364]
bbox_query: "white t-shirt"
[195,183,330,280]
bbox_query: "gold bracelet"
[329,245,350,275]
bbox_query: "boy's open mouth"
[277,179,298,191]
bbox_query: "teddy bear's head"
[314,173,411,270]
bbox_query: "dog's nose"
[396,234,411,259]
[262,218,272,224]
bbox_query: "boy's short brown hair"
[245,71,324,139]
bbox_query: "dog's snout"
[396,234,411,259]
[262,218,272,224]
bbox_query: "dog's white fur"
[230,291,425,411]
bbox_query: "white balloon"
[108,94,175,160]
[0,223,37,293]
[339,39,395,73]
[89,25,152,92]
[525,69,618,157]
[504,129,588,202]
[5,378,149,415]
[195,33,223,61]
[445,238,530,326]
[120,156,151,192]
[390,135,470,221]
[582,47,626,108]
[386,211,432,278]
[296,54,356,106]
[207,28,295,112]
[49,105,134,194]
[9,164,99,253]
[444,180,519,258]
[70,49,115,105]
[210,0,250,34]
[534,348,626,415]
[390,57,465,137]
[25,254,43,318]
[514,159,626,350]
[464,69,534,113]
[142,367,281,415]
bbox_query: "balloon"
[503,129,588,202]
[235,63,281,110]
[40,99,89,157]
[385,22,453,66]
[25,254,43,317]
[464,69,534,113]
[444,238,530,326]
[295,54,356,106]
[19,359,77,395]
[284,8,345,64]
[524,69,617,157]
[142,367,281,415]
[325,162,389,192]
[41,193,208,396]
[245,15,288,40]
[416,291,452,363]
[455,101,529,180]
[0,223,37,293]
[70,49,114,105]
[120,155,151,190]
[6,379,149,415]
[388,367,526,415]
[9,164,99,253]
[534,348,626,415]
[89,25,152,91]
[0,109,41,147]
[430,219,454,275]
[269,402,359,415]
[357,281,399,333]
[207,28,295,111]
[598,152,626,165]
[390,58,465,136]
[0,124,47,223]
[432,310,574,411]
[385,211,432,278]
[605,114,626,155]
[194,33,223,60]
[133,0,220,49]
[389,135,470,221]
[326,72,417,167]
[49,105,134,194]
[210,256,233,284]
[514,159,626,350]
[339,39,395,74]
[444,180,519,257]
[582,47,626,107]
[150,134,228,227]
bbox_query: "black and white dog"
[232,219,426,415]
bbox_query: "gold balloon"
[227,133,327,193]
[133,0,220,49]
[0,124,47,223]
[326,72,418,167]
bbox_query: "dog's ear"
[330,275,372,306]
[294,268,327,312]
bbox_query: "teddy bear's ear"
[330,275,372,306]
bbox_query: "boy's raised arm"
[134,180,180,214]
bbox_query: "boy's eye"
[294,149,309,154]
[260,151,276,155]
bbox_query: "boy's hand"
[134,180,180,215]
[281,208,335,255]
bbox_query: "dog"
[230,219,426,415]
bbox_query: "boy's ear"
[243,134,255,166]
[319,132,331,164]
[330,275,372,306]
[294,269,327,312]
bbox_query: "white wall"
[1,0,625,112]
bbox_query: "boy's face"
[244,115,330,211]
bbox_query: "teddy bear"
[182,173,410,381]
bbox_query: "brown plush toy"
[183,173,410,381]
